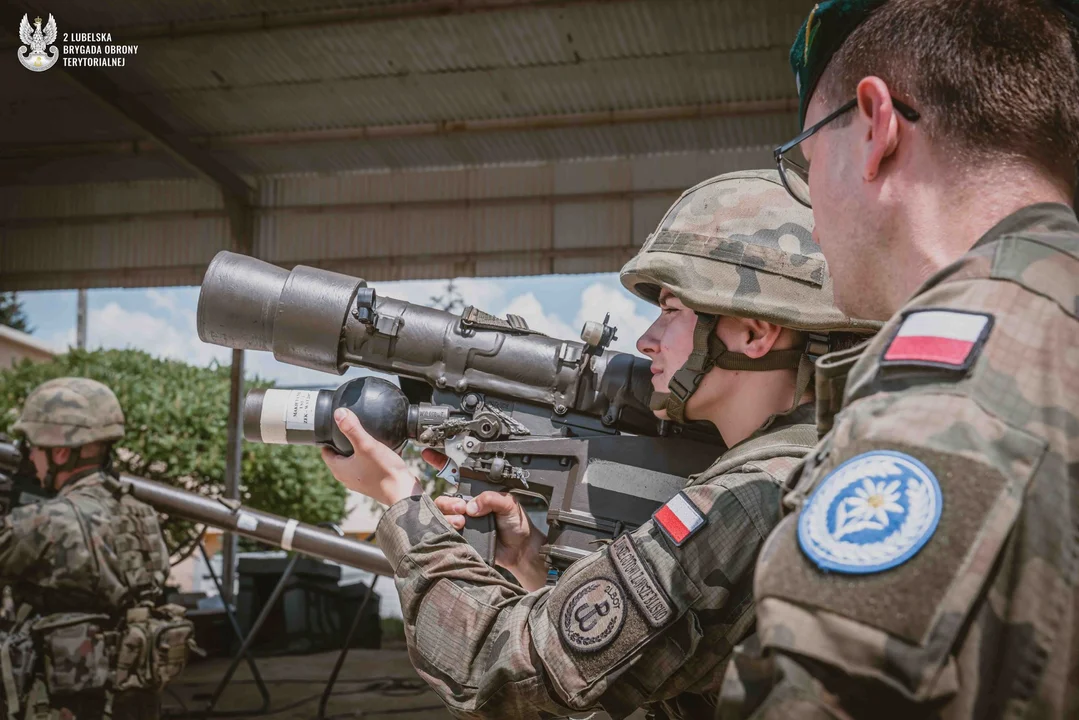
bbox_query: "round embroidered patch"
[559,577,626,653]
[798,450,943,574]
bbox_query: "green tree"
[0,293,31,333]
[0,349,347,557]
[429,280,465,316]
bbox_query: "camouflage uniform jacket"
[718,203,1079,719]
[0,469,169,618]
[377,404,817,719]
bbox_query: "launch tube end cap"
[197,251,289,352]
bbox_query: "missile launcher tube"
[0,439,391,577]
[196,251,662,437]
[119,474,393,576]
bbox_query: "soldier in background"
[0,378,186,720]
[718,0,1079,718]
[319,170,879,719]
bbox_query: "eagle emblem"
[18,14,59,72]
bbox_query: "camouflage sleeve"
[378,468,780,719]
[0,507,49,583]
[719,273,1079,718]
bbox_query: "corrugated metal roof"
[122,49,790,138]
[1,0,810,290]
[3,95,150,146]
[0,154,196,188]
[2,112,794,184]
[118,0,802,92]
[0,179,222,220]
[5,1,801,127]
[3,0,804,186]
[0,147,772,290]
[2,216,228,272]
[226,113,795,174]
[41,0,409,31]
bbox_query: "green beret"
[789,0,889,128]
[790,0,1079,127]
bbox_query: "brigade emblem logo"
[18,13,58,72]
[559,578,626,653]
[798,450,943,574]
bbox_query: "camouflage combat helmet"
[620,169,880,423]
[14,377,125,448]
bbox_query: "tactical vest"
[7,471,169,616]
[1,471,192,719]
[812,341,872,437]
[647,407,818,720]
[687,405,818,489]
[107,479,170,607]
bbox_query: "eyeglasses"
[774,97,921,208]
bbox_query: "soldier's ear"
[728,318,784,359]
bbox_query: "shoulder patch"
[610,534,672,628]
[559,577,626,653]
[798,450,943,574]
[653,491,707,547]
[881,309,993,372]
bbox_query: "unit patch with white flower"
[798,450,943,574]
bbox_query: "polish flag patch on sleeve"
[654,491,707,547]
[882,309,993,371]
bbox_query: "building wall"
[0,325,55,369]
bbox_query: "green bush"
[380,616,406,642]
[0,349,347,557]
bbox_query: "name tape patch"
[654,491,707,547]
[798,450,943,574]
[610,535,673,628]
[559,578,626,653]
[882,309,993,371]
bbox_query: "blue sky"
[19,273,657,388]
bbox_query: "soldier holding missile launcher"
[297,170,881,719]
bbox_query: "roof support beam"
[2,0,253,211]
[2,0,264,604]
[56,67,254,204]
[54,64,257,262]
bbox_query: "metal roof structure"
[0,0,807,291]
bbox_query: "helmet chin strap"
[650,313,825,425]
[41,445,109,492]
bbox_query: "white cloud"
[43,328,76,353]
[573,282,655,356]
[145,289,178,313]
[34,276,656,389]
[85,301,231,367]
[377,277,506,315]
[481,280,655,357]
[500,292,577,340]
[242,350,342,387]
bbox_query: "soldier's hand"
[426,451,547,591]
[321,408,422,507]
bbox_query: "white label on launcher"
[259,390,290,444]
[284,390,318,431]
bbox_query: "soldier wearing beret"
[718,1,1079,718]
[319,170,879,718]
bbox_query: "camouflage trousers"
[24,679,106,720]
